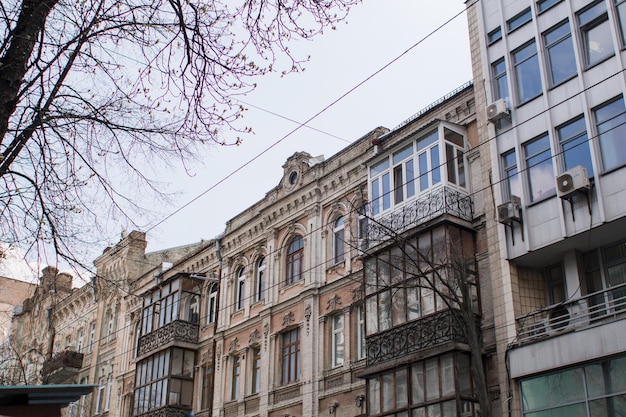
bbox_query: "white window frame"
[331,313,344,368]
[207,284,218,324]
[255,257,265,302]
[333,216,345,264]
[235,267,245,311]
[356,305,366,360]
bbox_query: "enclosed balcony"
[136,273,203,358]
[41,350,84,384]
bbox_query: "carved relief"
[249,329,260,345]
[228,337,239,354]
[326,295,342,311]
[282,311,295,327]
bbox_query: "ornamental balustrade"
[135,406,189,417]
[366,309,468,366]
[363,186,473,250]
[137,320,199,357]
[41,350,84,383]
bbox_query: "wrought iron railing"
[363,186,473,250]
[135,405,190,417]
[137,320,199,357]
[41,350,84,382]
[515,283,626,345]
[366,309,468,366]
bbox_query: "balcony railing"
[137,320,199,357]
[135,406,190,417]
[515,283,626,346]
[41,350,84,383]
[366,309,468,366]
[363,185,473,250]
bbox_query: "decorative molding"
[329,401,339,415]
[283,311,295,327]
[352,286,363,302]
[216,344,222,371]
[326,295,342,311]
[228,337,239,354]
[263,323,270,351]
[137,320,199,357]
[249,329,260,345]
[304,304,312,335]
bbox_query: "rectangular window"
[547,264,566,304]
[617,0,626,46]
[356,305,366,360]
[251,348,261,394]
[236,268,245,311]
[96,378,106,414]
[492,58,509,102]
[544,21,577,85]
[524,134,555,202]
[207,285,218,324]
[537,0,562,13]
[578,1,614,67]
[502,150,522,200]
[256,257,265,302]
[557,116,593,175]
[281,328,300,384]
[88,323,96,353]
[513,41,542,104]
[417,131,441,191]
[231,355,241,400]
[201,365,213,409]
[333,216,345,264]
[331,313,344,367]
[488,26,502,44]
[594,97,626,171]
[507,7,532,33]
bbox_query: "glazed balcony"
[514,283,626,346]
[137,320,199,357]
[41,350,84,383]
[363,185,473,250]
[366,309,469,366]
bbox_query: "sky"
[140,0,473,253]
[4,1,473,282]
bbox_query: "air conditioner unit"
[498,195,521,224]
[556,165,590,199]
[486,98,510,123]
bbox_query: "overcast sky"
[137,0,473,253]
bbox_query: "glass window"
[235,267,245,311]
[594,97,626,171]
[578,1,614,67]
[286,236,304,285]
[537,0,562,13]
[207,284,218,324]
[370,159,391,215]
[544,21,577,85]
[488,26,502,44]
[231,355,241,400]
[356,305,366,360]
[508,7,532,33]
[201,365,213,409]
[188,295,199,323]
[524,134,555,202]
[492,58,510,102]
[255,257,265,302]
[417,131,441,191]
[88,322,96,353]
[76,329,84,353]
[557,116,593,176]
[333,216,345,264]
[281,328,300,384]
[445,128,466,188]
[331,313,344,367]
[546,264,566,304]
[617,0,626,46]
[513,41,542,104]
[251,348,261,394]
[502,150,522,200]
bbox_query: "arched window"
[286,236,304,285]
[256,257,266,302]
[207,285,218,324]
[236,267,245,310]
[333,216,345,264]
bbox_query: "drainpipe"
[208,234,224,415]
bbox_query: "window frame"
[556,116,594,176]
[250,347,261,395]
[543,20,577,86]
[593,96,626,172]
[207,284,218,324]
[231,355,241,400]
[356,304,366,360]
[492,58,509,102]
[330,313,345,368]
[578,1,615,68]
[513,40,543,104]
[281,328,301,385]
[255,256,266,302]
[537,0,563,14]
[286,236,304,285]
[333,216,345,264]
[488,26,502,44]
[502,149,521,201]
[507,7,533,33]
[235,267,245,311]
[523,133,556,202]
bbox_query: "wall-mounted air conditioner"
[556,165,590,199]
[498,195,521,224]
[487,98,510,123]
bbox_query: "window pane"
[545,21,577,85]
[579,3,614,67]
[595,98,626,171]
[514,42,542,103]
[441,355,454,397]
[382,172,391,211]
[488,26,502,43]
[617,0,626,46]
[411,363,424,404]
[382,372,394,412]
[431,145,441,185]
[369,377,381,414]
[493,59,509,101]
[406,159,415,198]
[557,117,593,176]
[425,358,440,401]
[521,368,585,411]
[502,150,522,199]
[524,135,555,202]
[397,369,408,408]
[508,7,532,32]
[538,0,562,13]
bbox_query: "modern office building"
[467,0,626,415]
